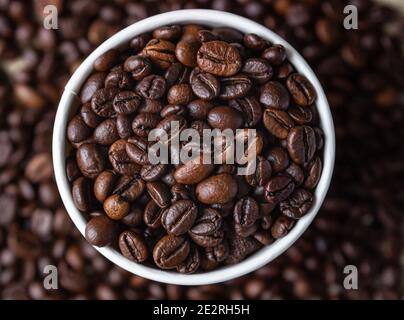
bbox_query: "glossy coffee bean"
[229,96,262,127]
[146,182,171,208]
[167,84,194,105]
[103,194,130,220]
[143,39,176,69]
[108,139,141,176]
[219,73,252,100]
[126,136,149,166]
[190,208,222,236]
[112,91,142,115]
[245,156,272,187]
[153,234,190,269]
[207,106,243,131]
[196,173,238,204]
[205,241,229,263]
[267,146,290,173]
[143,200,164,229]
[189,227,225,248]
[288,104,313,124]
[136,75,166,100]
[242,58,273,84]
[304,156,322,190]
[243,33,268,51]
[67,115,92,144]
[85,215,117,247]
[161,200,198,236]
[264,175,295,204]
[140,164,167,182]
[93,119,119,145]
[262,45,287,66]
[234,196,260,230]
[123,56,152,81]
[175,40,200,67]
[287,126,316,166]
[118,230,148,262]
[94,170,116,203]
[190,68,220,100]
[286,73,316,106]
[131,113,161,137]
[164,62,190,88]
[263,108,294,139]
[260,81,290,109]
[173,154,215,185]
[176,245,200,274]
[91,87,119,117]
[113,175,145,202]
[80,72,107,103]
[280,188,313,219]
[271,216,295,239]
[121,207,143,227]
[76,143,106,178]
[72,177,93,212]
[94,49,119,72]
[186,99,213,119]
[285,162,305,186]
[80,102,102,128]
[104,69,133,90]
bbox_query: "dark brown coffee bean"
[245,156,272,187]
[287,126,316,166]
[288,104,313,124]
[242,58,273,84]
[94,119,119,145]
[138,98,163,114]
[175,40,200,67]
[80,72,107,103]
[129,33,151,53]
[198,29,218,42]
[253,228,274,245]
[136,75,166,100]
[108,139,141,176]
[167,84,194,105]
[260,81,290,109]
[113,175,145,202]
[140,164,168,182]
[143,39,176,70]
[170,184,191,202]
[280,188,313,219]
[197,41,242,77]
[153,234,190,269]
[72,177,93,212]
[263,108,294,139]
[176,245,200,274]
[314,127,324,151]
[226,229,261,264]
[271,216,295,239]
[205,241,229,263]
[67,115,92,144]
[66,156,80,182]
[155,114,187,142]
[146,182,171,208]
[85,215,117,247]
[76,143,105,178]
[186,99,213,119]
[91,87,119,118]
[196,173,238,204]
[229,96,262,127]
[94,49,119,72]
[286,73,316,107]
[262,45,287,65]
[104,194,130,220]
[304,156,322,190]
[190,68,220,100]
[234,222,258,238]
[267,146,290,173]
[131,112,161,137]
[80,102,102,129]
[123,56,152,81]
[219,73,252,100]
[94,170,116,203]
[207,106,243,131]
[264,175,295,204]
[104,69,133,90]
[126,135,149,165]
[121,207,143,227]
[143,200,164,229]
[243,33,269,51]
[115,114,132,139]
[160,104,186,118]
[164,62,190,88]
[113,91,142,115]
[153,25,182,41]
[190,208,222,236]
[285,162,305,186]
[189,228,224,248]
[276,61,294,79]
[173,154,215,185]
[212,27,243,43]
[118,230,148,262]
[162,200,198,236]
[234,196,260,229]
[210,200,235,218]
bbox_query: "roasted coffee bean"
[267,147,290,173]
[186,99,213,119]
[190,68,220,100]
[263,108,294,139]
[153,234,190,269]
[143,200,164,229]
[260,81,290,109]
[170,184,191,202]
[80,72,107,104]
[80,102,102,128]
[314,127,324,151]
[118,230,148,262]
[140,164,167,182]
[253,228,274,245]
[66,156,80,182]
[245,156,272,187]
[76,143,106,178]
[121,207,143,227]
[212,27,243,43]
[93,119,119,145]
[262,45,287,66]
[198,29,218,42]
[123,56,152,81]
[104,194,130,220]
[138,98,163,114]
[197,41,242,77]
[175,40,200,67]
[161,200,197,236]
[85,215,117,247]
[243,33,269,51]
[285,162,305,186]
[176,245,200,274]
[136,75,166,100]
[264,176,295,204]
[288,104,313,124]
[109,139,141,176]
[153,25,182,41]
[189,228,225,248]
[234,222,258,238]
[190,208,222,236]
[304,156,322,190]
[131,113,161,137]
[67,115,92,144]
[94,49,119,72]
[207,106,243,131]
[229,96,262,127]
[280,189,313,219]
[126,136,149,165]
[112,91,142,115]
[146,182,171,208]
[104,70,133,90]
[271,216,295,239]
[164,63,190,88]
[276,61,294,79]
[94,170,116,203]
[196,174,238,204]
[155,114,187,142]
[286,73,317,107]
[167,84,194,105]
[205,241,229,263]
[234,197,260,230]
[242,58,273,84]
[219,74,252,100]
[130,33,151,53]
[113,175,145,202]
[72,177,93,212]
[287,126,316,166]
[173,154,215,185]
[91,87,119,117]
[160,104,186,118]
[226,229,261,264]
[142,39,176,69]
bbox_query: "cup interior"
[53,9,335,286]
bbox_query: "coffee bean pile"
[0,0,402,298]
[66,24,324,272]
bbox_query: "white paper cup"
[52,9,335,286]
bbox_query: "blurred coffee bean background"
[0,0,403,299]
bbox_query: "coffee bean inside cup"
[66,24,323,273]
